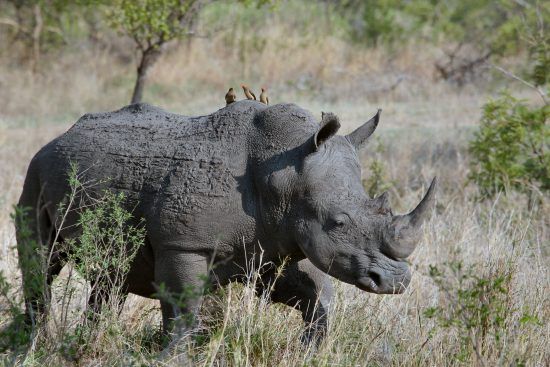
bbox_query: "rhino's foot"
[300,320,327,347]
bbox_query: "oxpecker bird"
[225,87,237,105]
[241,84,256,100]
[259,87,269,105]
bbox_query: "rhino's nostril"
[368,271,382,287]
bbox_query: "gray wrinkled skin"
[17,100,436,344]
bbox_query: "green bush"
[424,260,541,365]
[337,0,536,50]
[2,165,147,363]
[67,190,144,289]
[468,93,549,199]
[58,171,145,359]
[467,9,549,203]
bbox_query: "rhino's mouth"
[355,277,380,293]
[356,273,407,294]
[356,277,379,293]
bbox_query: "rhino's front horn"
[405,176,438,227]
[383,177,437,259]
[346,109,381,149]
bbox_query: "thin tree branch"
[0,18,19,29]
[490,63,548,105]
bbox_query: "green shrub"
[424,260,541,365]
[468,93,549,200]
[2,164,147,363]
[57,170,146,359]
[337,0,537,50]
[66,190,144,294]
[468,11,549,203]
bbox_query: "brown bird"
[225,87,236,105]
[259,87,269,105]
[241,84,256,100]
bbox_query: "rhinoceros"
[16,100,436,343]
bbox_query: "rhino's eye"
[331,213,350,227]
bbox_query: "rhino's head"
[289,110,437,294]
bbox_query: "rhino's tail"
[15,160,64,326]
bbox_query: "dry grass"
[0,3,548,365]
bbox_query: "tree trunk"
[131,46,163,104]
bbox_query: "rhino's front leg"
[261,259,334,345]
[154,251,208,341]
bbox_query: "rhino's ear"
[314,112,340,150]
[346,109,381,150]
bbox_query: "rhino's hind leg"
[258,259,334,346]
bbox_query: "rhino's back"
[55,102,250,163]
[34,102,263,221]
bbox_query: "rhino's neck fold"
[246,104,320,260]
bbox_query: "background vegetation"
[0,0,548,365]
